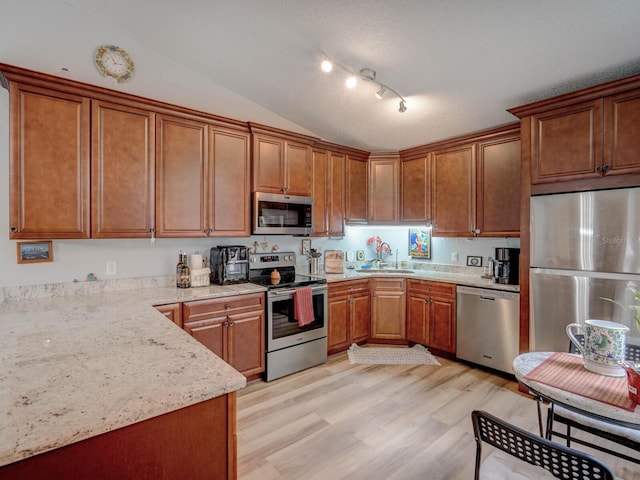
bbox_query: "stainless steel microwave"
[253,192,313,235]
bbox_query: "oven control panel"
[249,252,296,269]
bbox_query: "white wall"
[0,0,519,288]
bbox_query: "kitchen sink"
[355,269,414,274]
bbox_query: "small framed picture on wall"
[17,241,53,264]
[409,228,431,259]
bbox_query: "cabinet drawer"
[407,279,455,298]
[183,293,264,322]
[371,277,405,292]
[329,279,370,297]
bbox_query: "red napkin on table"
[294,287,315,327]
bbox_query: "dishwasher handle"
[456,285,519,302]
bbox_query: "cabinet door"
[429,297,456,354]
[156,115,208,237]
[476,136,521,237]
[531,99,603,183]
[407,293,429,345]
[351,293,371,344]
[328,295,351,353]
[401,155,431,224]
[432,144,475,236]
[226,310,265,377]
[285,141,312,196]
[345,156,368,224]
[183,317,226,360]
[210,127,250,236]
[312,149,329,236]
[603,89,640,175]
[9,83,90,238]
[371,279,406,340]
[252,135,284,193]
[328,152,345,236]
[92,101,155,238]
[154,303,182,327]
[368,156,399,224]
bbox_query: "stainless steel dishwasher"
[456,285,520,374]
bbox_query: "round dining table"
[513,352,640,432]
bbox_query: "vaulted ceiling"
[63,0,640,151]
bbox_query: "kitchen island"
[0,280,265,479]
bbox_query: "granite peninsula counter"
[0,280,266,475]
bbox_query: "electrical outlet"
[451,252,459,264]
[106,261,117,276]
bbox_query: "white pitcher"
[566,319,629,377]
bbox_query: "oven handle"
[268,285,327,297]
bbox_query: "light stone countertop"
[0,281,266,467]
[323,268,520,292]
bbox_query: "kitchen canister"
[566,319,629,377]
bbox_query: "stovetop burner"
[248,251,326,290]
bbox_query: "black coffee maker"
[494,247,520,285]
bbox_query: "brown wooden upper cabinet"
[368,153,400,224]
[155,114,209,237]
[156,114,251,238]
[401,125,520,237]
[432,144,476,237]
[401,153,431,225]
[345,155,368,224]
[476,135,521,237]
[251,133,312,196]
[312,147,346,236]
[92,100,155,238]
[8,82,91,239]
[210,126,251,237]
[509,81,640,186]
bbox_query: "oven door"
[266,285,327,352]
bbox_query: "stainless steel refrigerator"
[530,187,640,352]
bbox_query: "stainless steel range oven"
[249,252,327,381]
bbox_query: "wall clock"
[94,45,135,83]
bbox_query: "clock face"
[94,45,134,83]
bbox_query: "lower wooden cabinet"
[182,293,265,377]
[328,279,370,354]
[0,393,237,480]
[370,278,406,341]
[407,279,456,355]
[154,302,182,327]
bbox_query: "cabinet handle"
[225,304,231,310]
[596,165,603,172]
[10,226,17,233]
[472,228,481,235]
[602,164,610,171]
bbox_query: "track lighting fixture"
[319,54,408,112]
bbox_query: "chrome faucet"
[395,249,399,269]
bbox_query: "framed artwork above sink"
[409,228,431,259]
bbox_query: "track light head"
[321,59,333,73]
[399,99,407,113]
[359,67,376,81]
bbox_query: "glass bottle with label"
[177,252,191,288]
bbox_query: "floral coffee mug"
[566,320,629,377]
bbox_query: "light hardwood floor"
[237,352,640,479]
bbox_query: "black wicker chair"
[472,410,615,480]
[545,336,640,464]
